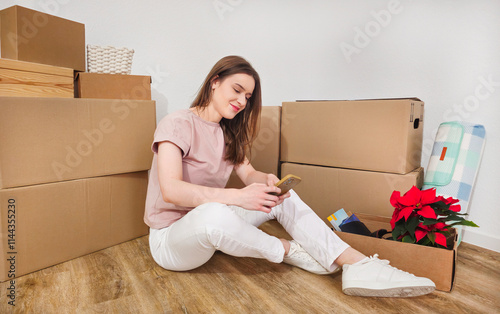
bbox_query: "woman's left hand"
[266,174,291,206]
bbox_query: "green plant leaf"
[405,216,419,238]
[448,220,480,228]
[445,214,465,221]
[423,218,440,225]
[392,225,403,240]
[402,235,415,243]
[431,201,449,211]
[418,237,431,246]
[427,232,436,245]
[393,223,405,236]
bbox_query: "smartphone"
[270,174,302,196]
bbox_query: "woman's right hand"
[236,183,281,213]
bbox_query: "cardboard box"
[75,72,152,100]
[226,106,282,188]
[0,58,73,98]
[0,5,85,71]
[0,171,149,282]
[334,213,457,291]
[281,99,424,174]
[281,162,423,225]
[0,97,156,189]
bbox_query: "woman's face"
[209,73,255,121]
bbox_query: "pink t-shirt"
[144,109,234,229]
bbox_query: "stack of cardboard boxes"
[280,99,424,223]
[281,99,456,291]
[0,6,155,281]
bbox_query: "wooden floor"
[1,221,500,314]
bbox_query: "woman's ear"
[211,75,220,90]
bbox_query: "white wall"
[3,0,499,252]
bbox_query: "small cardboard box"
[281,162,423,225]
[226,106,282,188]
[0,5,85,71]
[75,72,152,100]
[0,58,74,98]
[0,97,156,189]
[0,171,149,282]
[281,99,424,174]
[334,213,457,292]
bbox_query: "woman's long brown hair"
[190,56,262,165]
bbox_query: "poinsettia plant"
[390,186,479,249]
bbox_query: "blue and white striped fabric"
[423,121,486,215]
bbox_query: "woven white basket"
[87,45,135,75]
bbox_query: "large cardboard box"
[0,97,156,189]
[226,106,282,188]
[0,171,149,282]
[281,162,423,225]
[0,5,85,71]
[334,213,457,291]
[281,99,424,174]
[75,72,152,100]
[0,58,73,98]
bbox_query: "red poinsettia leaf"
[449,204,461,212]
[415,229,428,242]
[417,205,437,219]
[390,191,401,207]
[443,196,460,205]
[398,207,415,221]
[390,211,399,229]
[399,186,421,206]
[434,232,448,247]
[420,187,438,205]
[434,222,448,230]
[418,222,431,231]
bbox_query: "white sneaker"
[342,254,436,297]
[283,240,337,275]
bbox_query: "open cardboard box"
[334,213,457,292]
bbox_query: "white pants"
[149,190,350,272]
